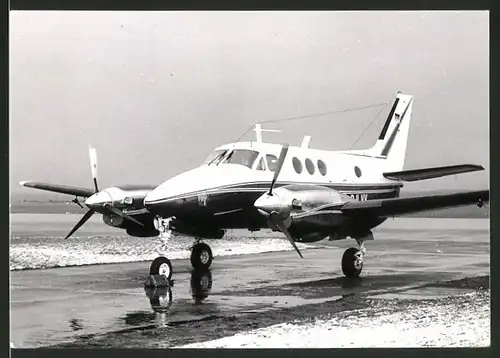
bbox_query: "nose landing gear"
[147,217,214,285]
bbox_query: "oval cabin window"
[354,166,362,178]
[292,157,303,174]
[317,160,327,176]
[305,158,315,175]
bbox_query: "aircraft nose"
[85,190,112,209]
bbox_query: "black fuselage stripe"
[148,181,402,204]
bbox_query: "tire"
[149,256,173,280]
[341,247,363,278]
[190,243,213,270]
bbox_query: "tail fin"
[365,92,413,171]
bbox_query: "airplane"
[142,92,489,281]
[19,92,489,284]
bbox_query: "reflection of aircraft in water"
[144,269,213,313]
[145,285,173,313]
[190,269,213,304]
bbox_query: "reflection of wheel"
[342,247,363,278]
[190,243,213,270]
[149,256,173,280]
[191,269,213,302]
[145,286,173,313]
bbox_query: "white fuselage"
[143,141,402,228]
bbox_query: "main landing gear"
[341,234,371,278]
[148,217,214,282]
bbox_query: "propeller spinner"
[254,144,303,258]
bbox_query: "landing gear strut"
[341,239,367,278]
[148,217,214,284]
[149,217,174,282]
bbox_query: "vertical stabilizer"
[367,92,413,171]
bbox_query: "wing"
[339,189,488,218]
[383,164,484,182]
[19,181,95,198]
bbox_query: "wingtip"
[19,181,31,187]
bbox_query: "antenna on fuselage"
[253,124,282,143]
[300,135,312,148]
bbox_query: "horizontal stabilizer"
[341,189,489,218]
[383,164,484,182]
[19,181,95,198]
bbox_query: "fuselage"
[144,141,403,232]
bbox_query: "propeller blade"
[269,144,289,195]
[270,212,303,259]
[64,209,96,240]
[103,203,144,227]
[89,145,99,193]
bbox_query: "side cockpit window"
[256,157,266,171]
[266,154,278,172]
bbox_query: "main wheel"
[190,242,213,270]
[149,256,173,280]
[341,247,363,278]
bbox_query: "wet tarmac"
[10,228,489,348]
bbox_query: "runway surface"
[10,216,490,348]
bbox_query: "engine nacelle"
[299,232,328,243]
[102,213,127,228]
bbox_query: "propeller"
[64,145,143,240]
[254,144,303,258]
[64,208,96,240]
[89,145,99,193]
[64,146,100,239]
[268,144,289,196]
[269,212,303,258]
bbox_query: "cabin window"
[292,157,303,174]
[317,159,327,176]
[220,149,259,169]
[256,157,266,171]
[354,166,362,177]
[204,150,227,166]
[266,154,278,172]
[305,158,315,175]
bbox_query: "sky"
[9,11,489,196]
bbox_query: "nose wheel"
[190,242,213,270]
[149,256,173,281]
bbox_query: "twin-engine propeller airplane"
[20,92,489,282]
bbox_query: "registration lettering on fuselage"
[348,193,368,201]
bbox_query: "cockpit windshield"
[220,149,259,168]
[203,150,227,166]
[204,149,259,169]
